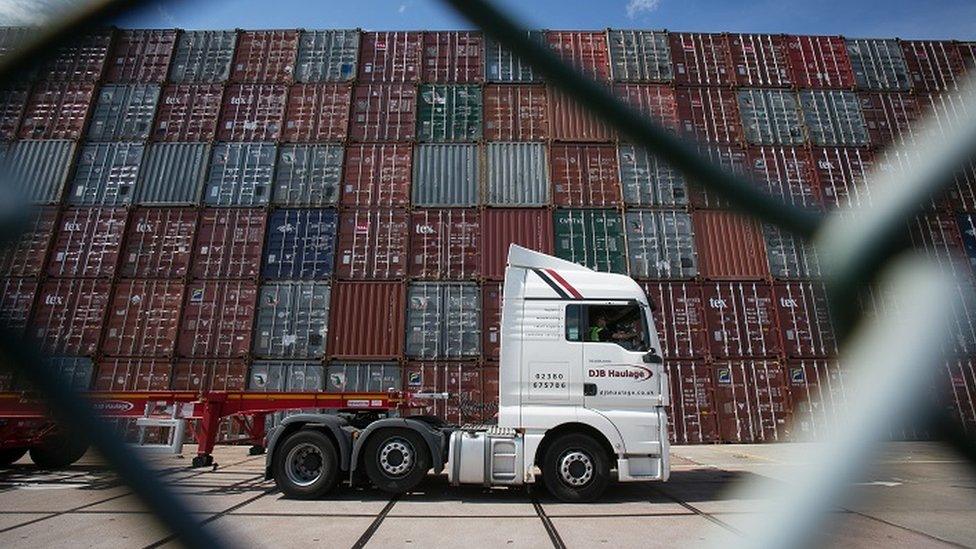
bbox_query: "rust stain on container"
[231,30,299,83]
[336,209,409,279]
[192,209,266,279]
[409,209,481,279]
[329,281,404,359]
[153,84,223,141]
[702,281,780,358]
[283,83,352,141]
[483,84,548,141]
[30,278,111,355]
[103,279,185,357]
[350,84,417,141]
[481,209,554,280]
[47,207,127,278]
[693,211,769,280]
[178,280,257,358]
[342,143,412,207]
[550,144,621,207]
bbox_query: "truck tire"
[29,431,89,469]
[0,448,27,466]
[363,428,430,494]
[541,433,610,502]
[273,430,339,499]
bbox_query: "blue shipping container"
[263,208,337,279]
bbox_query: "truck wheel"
[541,433,610,502]
[273,430,339,499]
[0,448,27,466]
[29,431,89,469]
[363,428,430,494]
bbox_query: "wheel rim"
[559,450,594,487]
[377,437,415,478]
[284,442,325,487]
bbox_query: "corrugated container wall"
[642,283,707,359]
[785,35,855,89]
[336,209,408,279]
[483,85,548,141]
[485,32,543,83]
[120,207,197,278]
[87,84,160,141]
[40,30,110,82]
[693,211,769,280]
[422,31,484,83]
[607,30,672,82]
[617,144,688,207]
[798,90,869,146]
[762,223,823,279]
[701,282,781,357]
[47,207,127,278]
[409,209,480,279]
[669,33,734,86]
[329,282,404,359]
[550,144,620,207]
[0,207,56,277]
[205,142,275,206]
[625,210,698,279]
[485,142,548,206]
[342,143,411,207]
[351,84,417,141]
[173,359,247,391]
[857,91,920,148]
[728,34,792,87]
[103,279,184,357]
[0,84,28,140]
[812,146,874,209]
[846,38,912,91]
[482,209,553,279]
[295,30,359,82]
[549,88,615,142]
[737,88,805,145]
[106,29,177,83]
[262,208,337,280]
[417,84,482,142]
[900,40,965,92]
[30,279,111,356]
[95,359,172,391]
[689,145,749,208]
[412,144,479,206]
[406,282,481,358]
[666,361,719,443]
[248,361,326,392]
[169,30,236,83]
[153,84,223,141]
[0,278,37,335]
[713,360,791,442]
[546,31,610,81]
[178,281,257,357]
[747,146,820,208]
[136,143,209,204]
[253,282,330,359]
[613,83,678,129]
[676,87,744,146]
[328,362,400,393]
[20,82,94,139]
[787,359,849,440]
[231,30,299,83]
[275,144,342,206]
[553,209,627,273]
[219,84,287,141]
[4,140,76,204]
[193,208,266,279]
[68,142,144,206]
[283,83,351,142]
[774,282,837,358]
[359,31,422,82]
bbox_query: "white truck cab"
[266,245,670,502]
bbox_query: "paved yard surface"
[0,442,972,548]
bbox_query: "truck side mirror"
[642,350,662,364]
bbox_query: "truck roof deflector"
[506,244,591,272]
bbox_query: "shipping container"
[94,358,173,391]
[483,84,548,141]
[728,33,792,87]
[335,209,408,279]
[403,362,493,423]
[193,208,267,279]
[177,280,257,358]
[417,84,482,142]
[29,279,111,355]
[478,364,500,423]
[136,142,210,204]
[773,282,836,358]
[0,278,37,334]
[874,147,947,211]
[68,142,145,206]
[2,140,76,204]
[406,282,481,358]
[0,206,56,277]
[481,209,553,279]
[625,210,697,279]
[218,84,287,141]
[172,359,247,391]
[550,144,621,207]
[19,82,95,139]
[485,142,548,206]
[359,31,422,82]
[412,144,479,206]
[943,358,976,434]
[253,282,330,359]
[669,32,734,86]
[205,142,275,206]
[86,84,160,141]
[484,31,544,83]
[762,223,823,280]
[0,27,33,60]
[39,30,110,82]
[409,209,481,279]
[798,90,869,146]
[665,361,719,443]
[262,208,337,280]
[857,91,921,148]
[341,143,412,207]
[327,362,400,392]
[350,83,417,141]
[328,282,404,359]
[553,209,626,273]
[612,83,679,130]
[951,163,976,213]
[846,38,911,91]
[702,282,780,358]
[675,87,744,146]
[737,88,805,145]
[747,146,820,208]
[249,361,326,391]
[918,91,971,141]
[103,279,184,357]
[482,282,502,360]
[153,84,223,141]
[47,207,127,278]
[422,31,483,83]
[169,30,236,83]
[545,30,610,81]
[900,40,965,92]
[688,145,750,209]
[787,359,849,440]
[295,29,359,82]
[275,144,342,206]
[617,143,688,207]
[42,356,96,391]
[549,87,615,142]
[231,30,299,83]
[909,213,965,278]
[120,207,197,278]
[641,283,707,359]
[106,29,177,83]
[713,360,791,442]
[283,83,351,142]
[785,35,855,89]
[0,84,28,139]
[811,146,874,209]
[607,30,672,82]
[693,211,768,280]
[958,214,976,275]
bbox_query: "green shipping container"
[553,209,627,273]
[417,84,483,142]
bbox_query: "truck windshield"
[565,303,651,352]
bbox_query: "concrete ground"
[0,442,972,548]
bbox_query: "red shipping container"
[689,145,750,208]
[949,161,976,212]
[350,84,417,142]
[341,144,412,207]
[153,84,223,142]
[120,208,197,279]
[612,83,678,130]
[329,282,404,359]
[909,213,966,278]
[103,280,185,358]
[481,364,500,423]
[402,361,443,415]
[422,31,484,83]
[665,361,720,444]
[675,87,744,146]
[713,360,791,443]
[857,92,921,148]
[30,278,111,355]
[283,83,352,142]
[669,33,734,86]
[47,207,127,278]
[482,282,502,360]
[231,30,299,83]
[901,40,966,92]
[550,144,621,207]
[40,30,111,82]
[546,31,610,81]
[0,206,56,277]
[0,278,38,334]
[811,147,875,209]
[403,362,491,424]
[409,209,481,279]
[482,209,554,280]
[359,31,423,83]
[728,33,792,87]
[786,359,849,440]
[0,85,28,140]
[19,82,95,139]
[774,282,837,358]
[549,87,615,142]
[172,359,248,392]
[336,209,408,279]
[105,29,177,83]
[94,358,173,391]
[747,146,821,209]
[483,85,548,141]
[218,84,287,141]
[193,209,266,279]
[642,282,707,360]
[785,35,855,89]
[177,281,257,358]
[693,211,768,280]
[702,282,780,357]
[943,358,976,434]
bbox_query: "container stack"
[0,27,974,443]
